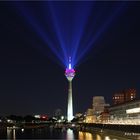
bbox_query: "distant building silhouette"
[54,109,63,119]
[113,88,136,105]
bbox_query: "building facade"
[109,99,140,123]
[85,108,96,123]
[92,96,110,116]
[112,88,136,105]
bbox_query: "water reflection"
[96,134,102,140]
[66,129,74,140]
[78,131,119,140]
[7,127,12,139]
[105,136,111,140]
[5,127,128,140]
[7,127,16,140]
[13,129,16,140]
[79,131,93,140]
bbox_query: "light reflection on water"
[7,127,16,140]
[7,127,12,139]
[96,134,102,140]
[5,127,133,140]
[66,129,74,140]
[78,131,116,140]
[79,131,93,140]
[105,136,111,140]
[13,129,16,140]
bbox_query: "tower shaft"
[67,80,73,121]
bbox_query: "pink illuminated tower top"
[65,57,75,81]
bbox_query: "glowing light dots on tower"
[65,57,75,121]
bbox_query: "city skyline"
[0,1,140,116]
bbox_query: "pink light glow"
[65,68,75,74]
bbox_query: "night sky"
[0,1,140,116]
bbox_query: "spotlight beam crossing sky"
[16,1,125,69]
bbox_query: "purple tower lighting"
[65,57,75,121]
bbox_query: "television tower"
[65,57,75,122]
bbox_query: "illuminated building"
[84,96,110,123]
[112,93,124,104]
[100,107,110,123]
[113,88,136,105]
[86,108,94,116]
[125,88,136,101]
[34,115,48,121]
[65,57,75,122]
[85,108,96,123]
[92,96,110,116]
[109,99,140,121]
[75,113,83,118]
